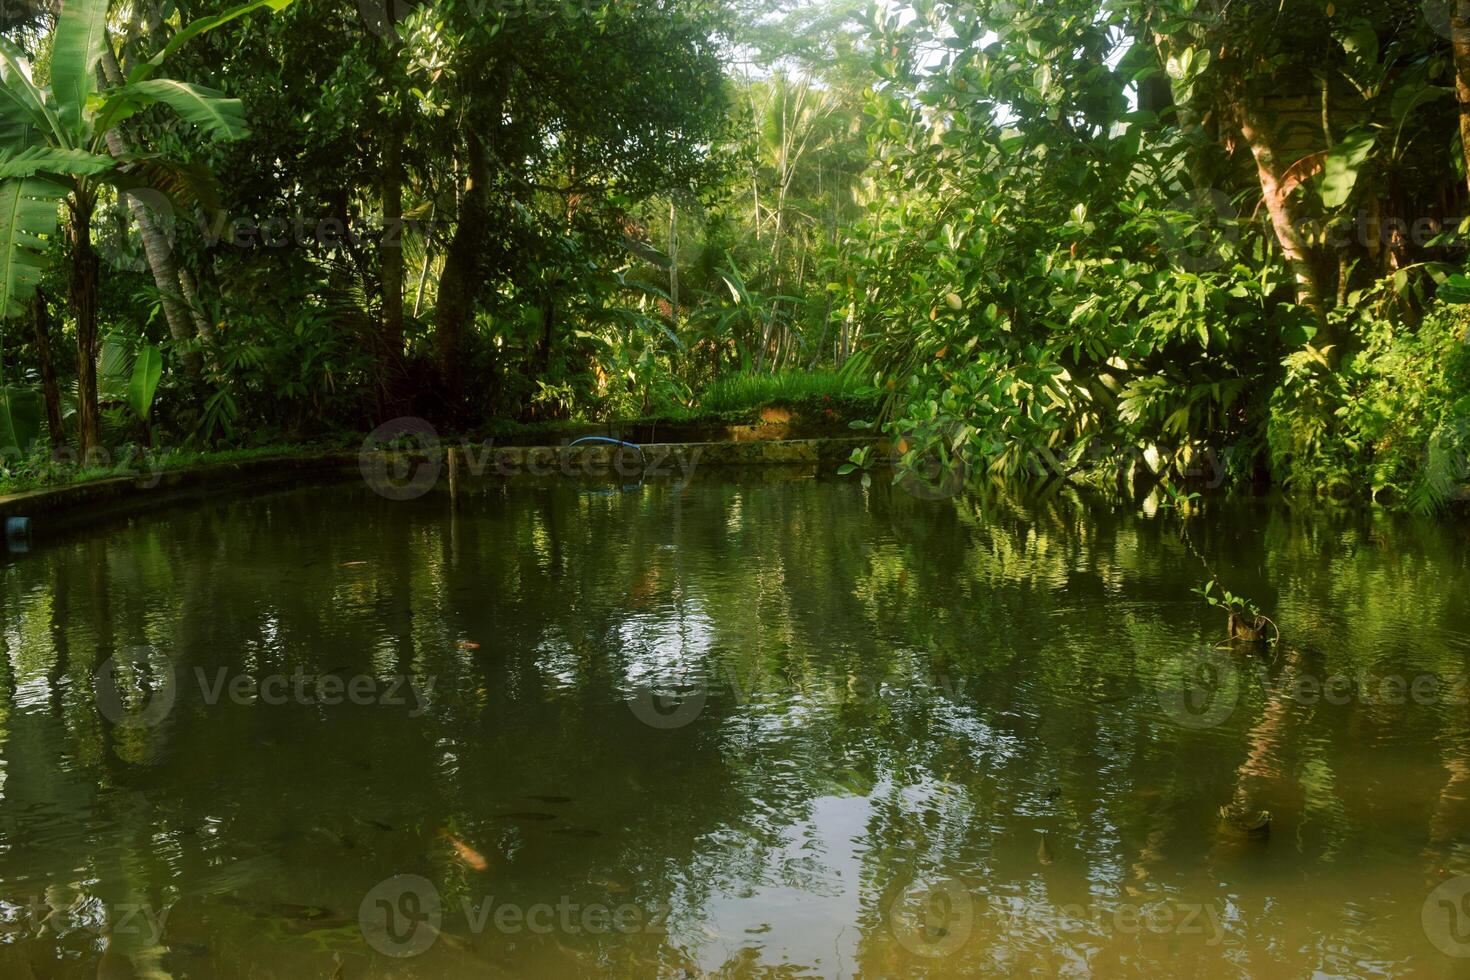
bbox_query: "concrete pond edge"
[0,437,877,547]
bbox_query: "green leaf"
[1438,273,1470,305]
[1320,128,1377,208]
[112,80,249,140]
[98,336,131,402]
[0,177,64,319]
[1390,83,1450,129]
[128,344,163,420]
[105,155,221,215]
[0,385,40,452]
[0,38,60,142]
[129,0,297,84]
[50,0,109,137]
[0,146,114,179]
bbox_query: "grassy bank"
[0,443,342,498]
[1,371,881,498]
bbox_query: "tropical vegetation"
[1,0,1469,510]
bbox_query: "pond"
[2,473,1470,977]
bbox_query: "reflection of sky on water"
[680,792,870,976]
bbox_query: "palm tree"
[0,0,289,457]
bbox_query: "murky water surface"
[3,474,1470,977]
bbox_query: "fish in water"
[271,902,349,924]
[225,898,355,930]
[441,830,490,871]
[1037,831,1054,866]
[167,943,210,958]
[588,876,629,894]
[492,811,558,822]
[521,795,572,804]
[308,826,357,850]
[457,641,481,651]
[339,561,368,568]
[1218,804,1271,838]
[353,815,396,832]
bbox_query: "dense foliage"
[2,0,1470,509]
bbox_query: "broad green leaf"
[0,385,41,453]
[50,0,109,137]
[98,336,131,402]
[128,344,163,420]
[0,38,60,141]
[129,0,298,84]
[1320,128,1377,208]
[1390,82,1450,128]
[0,146,113,179]
[0,177,64,319]
[1438,273,1470,305]
[114,80,249,140]
[0,111,37,151]
[104,155,222,215]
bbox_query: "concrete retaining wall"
[0,438,877,540]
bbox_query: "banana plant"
[0,0,291,457]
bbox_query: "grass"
[476,368,880,437]
[1,368,879,495]
[694,369,877,415]
[0,442,343,497]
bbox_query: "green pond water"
[2,473,1470,977]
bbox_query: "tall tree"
[0,0,290,456]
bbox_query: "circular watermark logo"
[360,874,442,958]
[1424,875,1470,957]
[94,188,177,274]
[890,422,970,501]
[1156,646,1240,729]
[360,417,442,501]
[1158,187,1239,274]
[94,646,177,729]
[886,877,973,958]
[626,681,707,730]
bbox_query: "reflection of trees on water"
[0,479,1467,974]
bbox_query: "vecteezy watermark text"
[360,416,700,501]
[94,647,436,731]
[194,666,435,717]
[0,894,170,945]
[358,875,668,958]
[0,443,165,488]
[886,876,1225,959]
[1158,646,1470,729]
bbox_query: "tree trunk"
[1235,101,1333,349]
[70,191,102,461]
[668,199,678,334]
[178,265,215,343]
[378,37,406,414]
[413,202,436,317]
[30,290,66,455]
[1453,1,1470,194]
[436,133,491,410]
[98,48,201,373]
[532,289,555,382]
